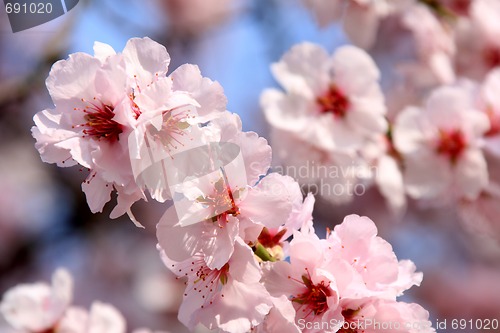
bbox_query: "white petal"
[87,302,126,333]
[375,155,406,213]
[122,37,170,89]
[81,176,113,213]
[393,106,432,155]
[332,45,380,96]
[454,149,488,200]
[93,42,116,62]
[403,150,451,200]
[46,53,100,104]
[271,42,330,97]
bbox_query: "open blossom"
[160,238,273,333]
[393,85,490,202]
[262,42,389,205]
[0,269,72,332]
[262,42,387,153]
[325,215,423,299]
[262,234,345,333]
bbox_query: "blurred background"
[0,0,499,332]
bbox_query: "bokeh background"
[0,0,499,332]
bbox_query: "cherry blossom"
[261,43,388,205]
[393,85,490,202]
[160,238,273,333]
[0,269,72,332]
[262,236,345,333]
[262,42,387,153]
[325,215,423,299]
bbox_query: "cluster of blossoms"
[0,269,161,333]
[32,37,227,226]
[0,37,434,332]
[265,0,500,224]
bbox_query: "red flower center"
[446,0,471,16]
[257,227,287,248]
[290,270,332,317]
[317,85,350,118]
[197,177,240,226]
[483,47,500,69]
[436,129,467,163]
[77,100,123,142]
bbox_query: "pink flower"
[262,43,387,153]
[0,269,72,332]
[261,43,387,205]
[262,241,350,332]
[326,215,423,298]
[393,86,490,202]
[160,238,272,333]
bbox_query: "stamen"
[76,99,123,142]
[436,129,467,163]
[317,85,350,118]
